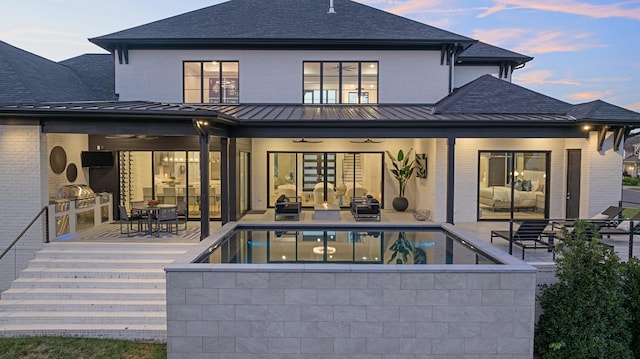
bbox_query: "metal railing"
[0,206,49,288]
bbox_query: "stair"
[0,241,194,341]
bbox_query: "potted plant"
[386,148,415,211]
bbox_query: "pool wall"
[165,223,537,359]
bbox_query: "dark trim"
[597,126,608,152]
[220,137,230,225]
[446,137,455,224]
[90,38,476,52]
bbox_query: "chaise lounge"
[274,194,301,221]
[490,220,553,259]
[350,195,381,221]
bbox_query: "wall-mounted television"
[81,151,114,168]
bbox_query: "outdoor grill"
[56,184,96,208]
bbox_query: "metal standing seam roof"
[0,101,573,125]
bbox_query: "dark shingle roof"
[435,74,570,114]
[90,0,473,49]
[567,100,640,123]
[0,41,100,103]
[458,42,532,64]
[60,54,117,101]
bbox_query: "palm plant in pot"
[386,148,415,211]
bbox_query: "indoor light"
[312,246,336,255]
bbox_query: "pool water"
[196,227,499,265]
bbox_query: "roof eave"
[89,37,477,51]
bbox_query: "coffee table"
[313,203,340,220]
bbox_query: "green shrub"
[623,176,640,186]
[623,258,640,358]
[534,220,633,358]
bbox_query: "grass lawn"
[0,337,166,359]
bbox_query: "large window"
[303,62,378,104]
[478,151,550,220]
[184,61,239,104]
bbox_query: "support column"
[446,137,455,224]
[220,137,230,225]
[228,138,238,221]
[198,132,210,240]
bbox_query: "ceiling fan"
[292,138,323,143]
[349,138,383,143]
[104,134,159,140]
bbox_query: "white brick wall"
[0,125,47,290]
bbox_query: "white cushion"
[616,220,640,231]
[530,180,540,192]
[592,213,609,220]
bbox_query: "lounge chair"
[490,220,553,259]
[553,205,623,229]
[351,195,381,221]
[594,211,640,258]
[274,194,301,221]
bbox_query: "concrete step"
[19,267,165,279]
[1,288,165,301]
[0,240,193,341]
[0,311,166,325]
[28,258,175,269]
[10,277,165,289]
[0,299,166,312]
[0,324,166,341]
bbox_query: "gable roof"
[60,54,117,101]
[0,41,101,104]
[567,100,640,124]
[458,42,533,65]
[434,74,571,114]
[90,0,474,50]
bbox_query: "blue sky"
[1,0,638,110]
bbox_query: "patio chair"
[154,207,178,236]
[351,195,381,221]
[274,194,301,221]
[490,220,553,259]
[176,200,188,230]
[118,205,144,237]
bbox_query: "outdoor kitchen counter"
[48,193,113,239]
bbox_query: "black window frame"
[183,60,239,104]
[303,61,378,104]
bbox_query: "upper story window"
[303,61,378,104]
[184,61,239,104]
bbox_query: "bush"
[534,220,633,358]
[623,258,640,358]
[623,176,640,186]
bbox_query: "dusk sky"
[1,0,638,110]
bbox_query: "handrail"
[0,206,49,262]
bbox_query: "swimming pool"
[167,222,536,358]
[195,226,500,265]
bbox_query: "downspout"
[449,44,456,94]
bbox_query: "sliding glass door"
[119,150,221,220]
[478,151,550,220]
[268,152,384,208]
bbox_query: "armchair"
[275,194,302,221]
[351,195,381,221]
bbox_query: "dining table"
[131,204,177,235]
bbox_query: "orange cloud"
[628,102,640,111]
[566,91,612,101]
[513,70,581,86]
[384,0,444,15]
[472,28,602,54]
[480,0,640,20]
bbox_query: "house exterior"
[0,0,639,356]
[1,0,639,243]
